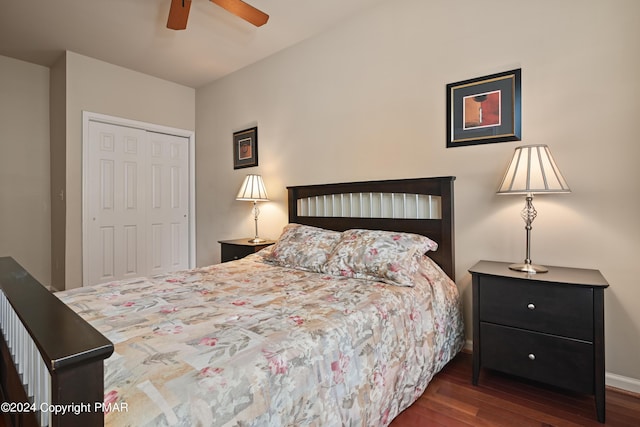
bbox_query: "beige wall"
[1,52,196,290]
[196,0,640,386]
[50,55,66,290]
[0,56,51,285]
[55,51,196,289]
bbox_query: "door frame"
[81,111,196,285]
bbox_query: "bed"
[0,176,463,427]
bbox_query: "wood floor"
[390,351,640,427]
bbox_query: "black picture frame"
[233,127,258,169]
[446,69,521,148]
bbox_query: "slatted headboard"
[287,176,456,280]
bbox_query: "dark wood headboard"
[287,176,456,280]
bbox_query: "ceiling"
[0,0,384,88]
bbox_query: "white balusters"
[0,291,52,426]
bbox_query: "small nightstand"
[469,260,609,423]
[218,238,275,263]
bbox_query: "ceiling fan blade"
[210,0,269,27]
[167,0,192,30]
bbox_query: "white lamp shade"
[236,174,269,201]
[497,144,570,195]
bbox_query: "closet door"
[146,131,190,276]
[85,122,190,285]
[86,121,147,285]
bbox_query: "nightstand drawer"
[481,323,594,393]
[219,239,275,263]
[221,244,254,262]
[479,275,593,341]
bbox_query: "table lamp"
[497,144,570,273]
[236,174,269,243]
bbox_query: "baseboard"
[465,339,640,396]
[606,372,640,395]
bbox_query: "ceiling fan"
[167,0,269,30]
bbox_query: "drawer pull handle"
[527,303,536,310]
[528,353,536,361]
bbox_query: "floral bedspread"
[57,253,464,426]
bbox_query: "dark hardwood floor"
[391,351,640,427]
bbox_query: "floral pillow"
[322,229,438,287]
[262,224,342,273]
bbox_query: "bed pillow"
[322,229,438,287]
[262,223,342,273]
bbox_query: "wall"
[52,51,196,289]
[196,0,640,387]
[50,55,66,290]
[0,56,51,285]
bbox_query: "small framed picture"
[233,127,258,169]
[446,69,521,147]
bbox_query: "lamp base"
[508,262,548,274]
[248,237,266,244]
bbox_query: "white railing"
[0,290,51,427]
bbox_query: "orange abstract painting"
[463,90,501,129]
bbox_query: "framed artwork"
[233,127,258,169]
[446,69,521,148]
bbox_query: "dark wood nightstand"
[469,260,609,423]
[218,238,275,263]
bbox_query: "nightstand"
[219,238,275,262]
[469,260,609,423]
